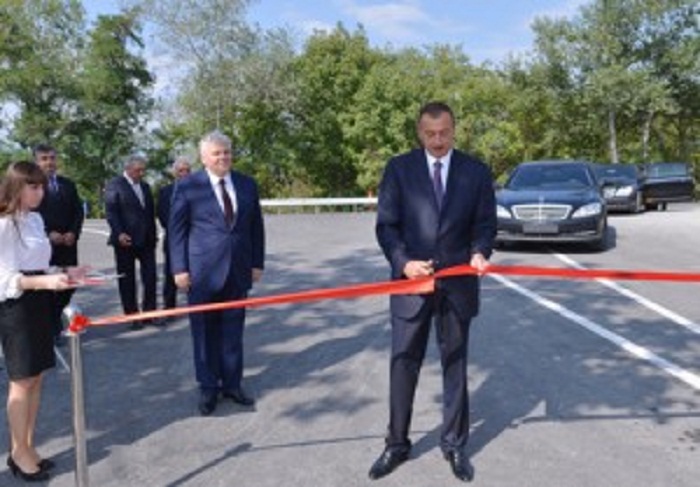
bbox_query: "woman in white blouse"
[0,161,79,482]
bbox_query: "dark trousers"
[162,238,176,309]
[114,246,157,314]
[189,284,246,394]
[387,296,471,454]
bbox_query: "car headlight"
[572,202,603,218]
[496,205,512,219]
[615,186,633,196]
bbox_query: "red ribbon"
[69,264,700,333]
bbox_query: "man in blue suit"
[370,102,497,482]
[169,131,265,416]
[105,155,158,330]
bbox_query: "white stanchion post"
[62,304,90,487]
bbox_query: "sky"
[86,0,592,65]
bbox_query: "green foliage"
[2,0,697,199]
[290,25,382,196]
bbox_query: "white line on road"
[489,273,700,391]
[82,227,110,237]
[54,346,70,373]
[553,253,700,335]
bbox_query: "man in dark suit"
[105,154,158,330]
[169,131,265,416]
[156,157,191,311]
[34,143,84,344]
[370,102,497,482]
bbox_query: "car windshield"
[594,164,637,181]
[507,164,592,190]
[646,163,689,178]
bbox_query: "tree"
[128,0,301,196]
[0,0,84,146]
[291,25,381,196]
[63,12,154,215]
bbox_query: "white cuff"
[5,273,24,300]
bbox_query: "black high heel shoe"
[7,456,50,482]
[6,455,55,471]
[37,458,55,471]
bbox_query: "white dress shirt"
[206,170,238,215]
[425,149,452,187]
[0,212,52,301]
[124,172,145,206]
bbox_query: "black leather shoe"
[368,448,409,480]
[444,450,474,482]
[222,389,255,407]
[198,392,217,416]
[144,318,166,327]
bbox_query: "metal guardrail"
[260,197,378,213]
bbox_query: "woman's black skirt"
[0,289,55,380]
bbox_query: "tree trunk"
[608,108,619,163]
[641,111,654,162]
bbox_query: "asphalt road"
[1,203,698,486]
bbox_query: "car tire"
[590,223,608,252]
[633,193,643,213]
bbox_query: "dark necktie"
[433,160,444,209]
[50,176,59,193]
[219,178,234,226]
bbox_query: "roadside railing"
[261,197,377,213]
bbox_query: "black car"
[592,163,644,213]
[640,162,695,210]
[496,160,608,250]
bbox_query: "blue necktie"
[433,160,444,209]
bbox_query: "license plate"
[523,222,559,234]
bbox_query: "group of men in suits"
[103,132,265,416]
[36,101,495,483]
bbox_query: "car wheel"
[633,193,643,213]
[590,221,608,252]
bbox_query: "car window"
[594,165,637,180]
[646,163,689,178]
[508,165,592,190]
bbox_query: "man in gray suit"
[104,155,158,330]
[169,131,265,416]
[370,101,497,482]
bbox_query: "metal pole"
[63,305,90,487]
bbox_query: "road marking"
[553,253,700,335]
[82,227,110,237]
[489,273,700,391]
[54,346,70,373]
